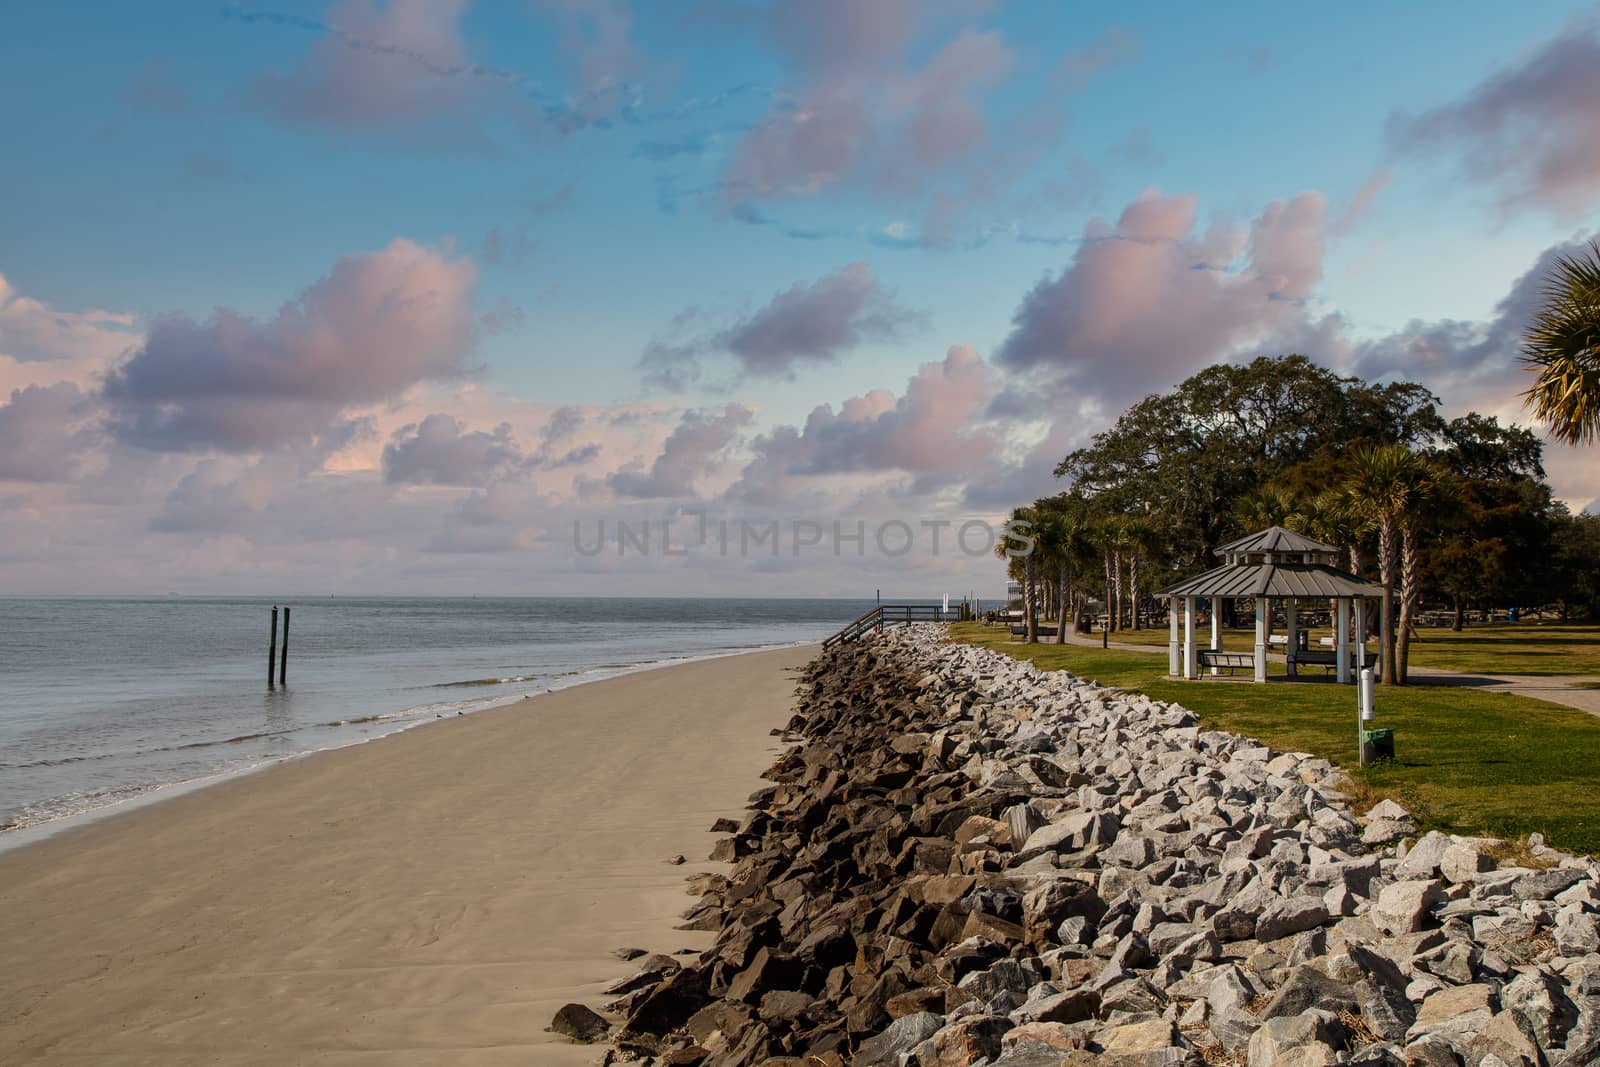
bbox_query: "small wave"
[430,674,542,688]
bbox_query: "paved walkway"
[1025,625,1600,717]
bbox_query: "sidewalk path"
[1013,625,1600,717]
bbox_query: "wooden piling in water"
[268,606,278,688]
[279,606,290,686]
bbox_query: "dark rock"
[1259,965,1359,1020]
[854,1011,942,1067]
[548,1002,611,1043]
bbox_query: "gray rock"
[1366,799,1413,822]
[1364,817,1415,845]
[1259,966,1359,1020]
[1555,911,1600,956]
[1396,831,1454,880]
[1407,983,1496,1044]
[855,1011,943,1067]
[1466,1009,1545,1067]
[1247,1009,1345,1067]
[1440,841,1495,884]
[1209,1003,1262,1052]
[1374,879,1444,935]
[1255,895,1333,942]
[1507,867,1586,901]
[1501,968,1578,1047]
[1346,943,1416,1041]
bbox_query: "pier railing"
[823,604,960,649]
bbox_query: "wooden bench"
[1009,624,1060,638]
[1197,650,1254,674]
[1290,649,1338,674]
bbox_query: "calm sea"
[0,596,876,840]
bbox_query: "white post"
[1209,601,1222,676]
[1359,667,1375,766]
[1336,597,1352,684]
[1168,598,1180,676]
[1285,596,1299,679]
[1253,597,1268,683]
[1183,596,1198,679]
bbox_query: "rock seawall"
[562,625,1600,1066]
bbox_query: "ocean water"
[0,596,876,838]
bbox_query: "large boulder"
[1373,879,1443,936]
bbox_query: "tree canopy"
[1037,354,1597,623]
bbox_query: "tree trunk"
[1378,516,1399,685]
[1112,551,1124,631]
[1103,549,1114,632]
[1024,552,1038,643]
[1452,596,1464,632]
[1129,556,1142,630]
[1396,521,1421,683]
[1056,562,1070,645]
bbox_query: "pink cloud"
[993,188,1330,405]
[609,404,754,498]
[0,383,100,483]
[730,345,1001,504]
[723,3,1013,203]
[103,238,477,452]
[0,273,139,367]
[720,262,919,375]
[383,414,525,486]
[1388,14,1600,217]
[250,0,474,129]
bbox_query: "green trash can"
[1362,727,1396,763]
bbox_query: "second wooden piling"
[278,606,290,686]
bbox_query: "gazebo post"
[1209,600,1221,676]
[1167,597,1180,676]
[1183,596,1198,679]
[1253,597,1268,683]
[1355,597,1368,670]
[1379,593,1392,683]
[1335,597,1352,683]
[1284,597,1298,679]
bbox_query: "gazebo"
[1156,526,1388,684]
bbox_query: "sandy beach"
[0,643,816,1066]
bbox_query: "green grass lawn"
[1097,620,1600,676]
[950,622,1600,856]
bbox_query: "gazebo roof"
[1158,561,1382,600]
[1216,525,1340,556]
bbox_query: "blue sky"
[1,1,1597,596]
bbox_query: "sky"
[2,0,1598,599]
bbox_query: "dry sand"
[0,644,817,1066]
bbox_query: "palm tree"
[1031,505,1090,645]
[1395,463,1455,679]
[1345,445,1408,683]
[1120,515,1160,631]
[1345,444,1444,683]
[1522,241,1600,447]
[1294,490,1362,575]
[1236,487,1300,531]
[1000,505,1041,642]
[1091,516,1125,632]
